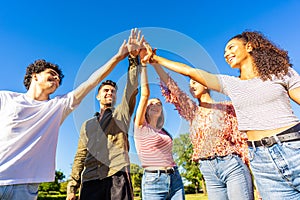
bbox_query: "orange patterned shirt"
[160,75,249,164]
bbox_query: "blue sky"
[1,0,300,178]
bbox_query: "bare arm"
[152,63,169,84]
[142,43,222,92]
[134,65,149,127]
[289,87,300,105]
[152,54,222,92]
[72,40,128,105]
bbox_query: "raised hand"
[116,39,129,60]
[127,28,144,58]
[141,42,156,65]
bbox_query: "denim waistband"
[144,166,178,174]
[199,153,237,161]
[247,123,300,148]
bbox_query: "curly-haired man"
[0,31,140,200]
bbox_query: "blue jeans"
[249,140,300,199]
[199,154,253,200]
[0,183,39,200]
[142,167,185,200]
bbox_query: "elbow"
[141,92,150,99]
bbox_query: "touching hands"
[127,28,145,58]
[116,39,130,60]
[140,42,156,65]
[116,28,156,64]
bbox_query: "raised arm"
[152,63,169,84]
[134,64,149,127]
[114,28,143,125]
[151,63,197,121]
[72,40,129,105]
[143,43,222,92]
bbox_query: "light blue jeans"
[199,154,253,200]
[0,183,39,200]
[249,140,300,199]
[142,167,185,200]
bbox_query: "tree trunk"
[201,178,207,195]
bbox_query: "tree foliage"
[173,133,206,194]
[130,163,143,197]
[39,170,66,193]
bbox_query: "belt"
[144,167,176,174]
[247,123,300,148]
[200,154,234,161]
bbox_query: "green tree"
[173,133,207,194]
[39,170,66,194]
[59,180,68,194]
[130,163,143,197]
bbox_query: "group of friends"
[0,28,300,200]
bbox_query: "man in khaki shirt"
[67,29,143,200]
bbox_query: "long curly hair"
[230,31,292,81]
[23,59,64,90]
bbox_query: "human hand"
[127,28,144,58]
[66,193,77,200]
[141,42,157,65]
[115,39,129,60]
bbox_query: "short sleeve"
[217,75,233,96]
[285,68,300,90]
[60,91,79,122]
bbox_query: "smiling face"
[147,98,162,118]
[97,84,117,108]
[224,38,251,69]
[145,98,164,129]
[34,68,60,94]
[189,79,207,98]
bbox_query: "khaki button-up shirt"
[67,56,139,194]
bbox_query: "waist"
[199,153,237,161]
[247,123,300,148]
[144,166,177,174]
[246,123,298,140]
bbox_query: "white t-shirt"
[0,91,77,185]
[217,67,300,131]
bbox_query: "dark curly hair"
[23,59,64,90]
[230,31,292,81]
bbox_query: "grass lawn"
[134,193,208,200]
[135,192,260,200]
[185,193,208,200]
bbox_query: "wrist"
[150,54,158,64]
[114,54,126,62]
[128,55,140,65]
[128,54,138,59]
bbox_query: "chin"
[192,92,200,98]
